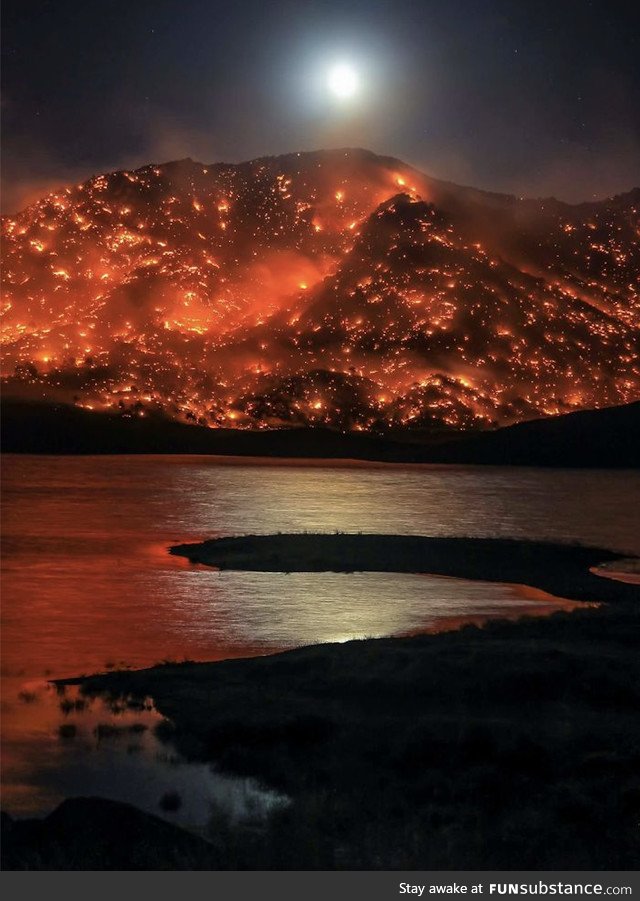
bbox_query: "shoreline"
[6,535,640,869]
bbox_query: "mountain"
[2,149,639,431]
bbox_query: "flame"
[1,151,638,431]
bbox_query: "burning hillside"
[2,148,639,431]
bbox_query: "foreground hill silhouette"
[2,797,218,870]
[2,149,639,431]
[2,397,639,467]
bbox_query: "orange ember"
[1,149,639,431]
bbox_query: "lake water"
[2,455,639,826]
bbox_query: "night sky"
[2,0,639,212]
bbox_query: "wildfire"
[1,149,638,432]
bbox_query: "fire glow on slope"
[2,149,639,431]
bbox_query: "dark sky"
[2,0,639,212]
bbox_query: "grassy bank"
[5,536,640,869]
[170,533,639,604]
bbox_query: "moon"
[327,63,359,100]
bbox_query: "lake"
[2,455,639,825]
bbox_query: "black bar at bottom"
[1,870,639,901]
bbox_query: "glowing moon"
[327,63,359,100]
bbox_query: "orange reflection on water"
[2,454,636,818]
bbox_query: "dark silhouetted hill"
[2,397,638,467]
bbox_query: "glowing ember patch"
[1,152,638,432]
